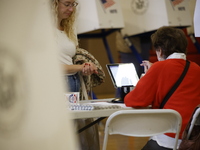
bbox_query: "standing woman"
[52,0,105,150]
[52,0,100,92]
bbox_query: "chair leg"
[102,131,109,150]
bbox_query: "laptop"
[106,63,140,103]
[106,63,139,88]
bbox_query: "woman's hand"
[140,60,153,73]
[82,62,98,76]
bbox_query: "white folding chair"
[186,106,200,139]
[102,109,182,150]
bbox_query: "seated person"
[124,26,200,150]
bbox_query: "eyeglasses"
[59,1,78,8]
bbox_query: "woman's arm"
[62,64,84,74]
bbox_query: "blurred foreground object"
[0,0,78,150]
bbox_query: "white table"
[69,99,133,133]
[70,98,133,119]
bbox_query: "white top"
[56,29,76,65]
[167,52,186,60]
[151,52,186,149]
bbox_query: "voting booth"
[120,0,193,36]
[76,0,124,34]
[194,0,200,37]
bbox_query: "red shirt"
[124,59,200,138]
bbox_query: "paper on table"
[69,101,130,110]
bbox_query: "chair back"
[187,106,200,139]
[178,105,200,150]
[102,109,182,150]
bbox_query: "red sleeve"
[124,63,161,108]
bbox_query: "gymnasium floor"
[98,118,149,150]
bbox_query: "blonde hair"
[52,0,78,45]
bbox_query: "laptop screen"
[106,63,139,88]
